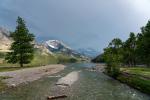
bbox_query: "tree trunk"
[20,63,23,67]
[20,52,23,67]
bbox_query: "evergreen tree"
[5,17,35,67]
[137,21,150,67]
[123,32,137,66]
[103,38,123,77]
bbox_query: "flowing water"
[0,63,150,100]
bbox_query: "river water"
[0,63,150,100]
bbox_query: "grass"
[120,67,150,78]
[0,50,58,71]
[0,50,79,72]
[0,52,58,72]
[0,67,24,72]
[28,52,58,67]
[0,76,11,91]
[55,54,78,63]
[117,67,150,95]
[117,73,150,94]
[0,80,7,91]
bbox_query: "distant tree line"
[92,20,150,77]
[92,54,105,63]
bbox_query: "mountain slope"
[0,27,12,51]
[34,43,53,55]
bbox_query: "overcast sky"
[0,0,150,51]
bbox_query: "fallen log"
[47,95,67,100]
[55,83,69,87]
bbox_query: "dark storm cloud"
[0,0,150,51]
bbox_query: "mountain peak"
[45,40,71,51]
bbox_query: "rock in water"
[56,71,81,87]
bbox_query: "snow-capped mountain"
[77,48,100,58]
[45,40,71,52]
[45,40,81,57]
[45,40,98,59]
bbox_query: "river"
[0,63,149,100]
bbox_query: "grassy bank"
[120,67,150,78]
[0,76,11,91]
[0,51,58,68]
[117,67,150,95]
[55,54,78,63]
[0,50,79,72]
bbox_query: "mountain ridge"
[0,27,89,60]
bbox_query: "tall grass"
[0,50,58,68]
[0,50,79,68]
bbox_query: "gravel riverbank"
[0,64,66,86]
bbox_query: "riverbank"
[85,64,150,95]
[105,67,150,95]
[0,64,66,91]
[117,67,150,95]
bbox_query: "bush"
[111,65,120,78]
[57,54,78,63]
[69,58,77,63]
[105,63,120,78]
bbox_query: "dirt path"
[0,64,66,86]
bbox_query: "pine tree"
[137,21,150,67]
[5,17,35,67]
[123,32,137,66]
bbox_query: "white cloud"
[127,0,150,16]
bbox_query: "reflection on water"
[0,63,149,100]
